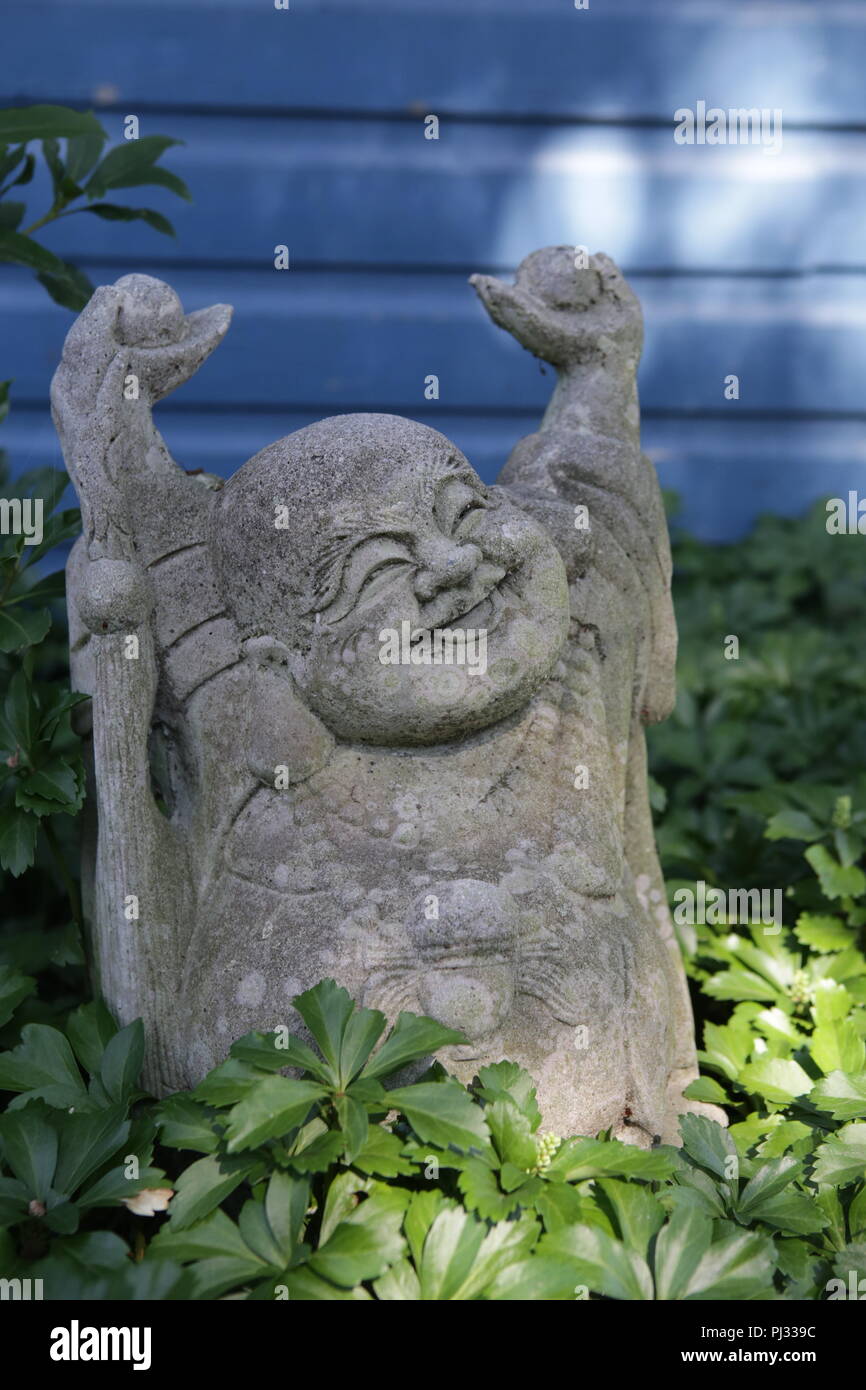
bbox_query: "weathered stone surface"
[53,250,721,1142]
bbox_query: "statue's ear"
[242,637,334,786]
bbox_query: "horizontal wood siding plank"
[20,118,866,273]
[6,1,865,124]
[3,267,866,414]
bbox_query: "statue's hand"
[52,276,231,420]
[52,276,232,553]
[113,275,232,404]
[471,247,642,368]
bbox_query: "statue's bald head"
[213,412,465,648]
[213,411,569,746]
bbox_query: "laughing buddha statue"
[52,247,721,1143]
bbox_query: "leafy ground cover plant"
[0,966,863,1301]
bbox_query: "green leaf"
[413,1204,483,1300]
[337,1006,387,1087]
[319,1171,371,1245]
[334,1091,369,1163]
[166,1153,260,1231]
[77,203,175,237]
[795,913,856,953]
[0,1023,86,1104]
[595,1179,666,1258]
[348,1124,413,1179]
[41,137,74,202]
[155,1094,219,1154]
[533,1181,586,1232]
[193,1058,268,1107]
[680,1228,776,1300]
[292,979,354,1076]
[229,1028,333,1084]
[0,1181,30,1230]
[739,1056,813,1104]
[284,1127,344,1174]
[457,1157,521,1222]
[0,106,104,142]
[387,1079,490,1153]
[0,1105,57,1197]
[700,1015,755,1082]
[485,1254,587,1301]
[21,759,79,806]
[812,1124,866,1187]
[281,1267,371,1300]
[812,1019,866,1076]
[805,844,866,901]
[361,1011,466,1081]
[669,1172,729,1225]
[832,1241,866,1290]
[3,668,35,753]
[545,1135,676,1183]
[743,1190,829,1236]
[37,686,88,741]
[309,1184,406,1288]
[224,1077,326,1152]
[85,136,189,200]
[35,259,93,311]
[810,1071,866,1121]
[0,228,70,275]
[99,1019,145,1102]
[0,965,36,1026]
[235,1198,288,1270]
[52,1106,130,1196]
[402,1188,448,1265]
[65,1000,118,1076]
[0,202,25,231]
[653,1206,712,1301]
[765,809,821,841]
[264,1170,309,1262]
[421,1210,539,1301]
[703,968,780,1003]
[0,151,34,194]
[682,1075,729,1106]
[0,145,29,189]
[65,129,107,183]
[848,1187,866,1240]
[150,1205,264,1264]
[541,1223,654,1300]
[472,1061,542,1129]
[679,1112,738,1179]
[373,1258,422,1300]
[488,1100,541,1174]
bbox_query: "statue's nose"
[413,537,481,602]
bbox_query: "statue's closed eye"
[359,554,413,595]
[454,499,486,532]
[315,538,414,623]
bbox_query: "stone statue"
[52,247,719,1144]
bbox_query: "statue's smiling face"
[291,450,569,744]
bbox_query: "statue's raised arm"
[52,276,232,1091]
[471,246,675,724]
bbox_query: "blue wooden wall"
[3,0,866,539]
